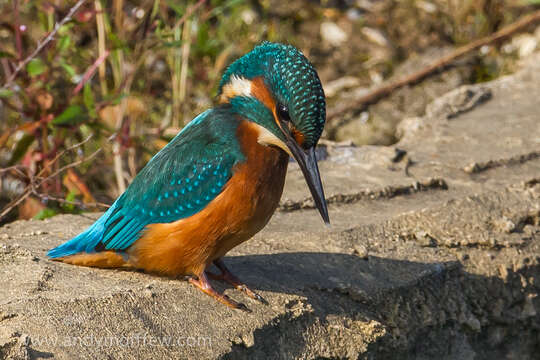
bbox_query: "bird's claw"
[237,284,268,305]
[206,260,268,305]
[221,293,251,312]
[189,274,252,312]
[235,301,252,313]
[254,293,269,305]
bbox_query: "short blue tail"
[47,205,116,258]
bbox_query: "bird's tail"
[47,205,116,258]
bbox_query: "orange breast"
[128,120,289,277]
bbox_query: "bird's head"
[218,42,329,224]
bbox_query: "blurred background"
[0,0,539,224]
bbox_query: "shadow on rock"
[215,252,454,360]
[217,253,540,360]
[220,252,452,305]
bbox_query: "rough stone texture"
[1,54,540,359]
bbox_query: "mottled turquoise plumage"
[48,106,244,257]
[221,42,325,148]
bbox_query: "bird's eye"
[277,104,290,123]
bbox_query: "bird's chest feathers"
[206,120,288,259]
[230,121,289,229]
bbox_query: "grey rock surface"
[1,54,540,359]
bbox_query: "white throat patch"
[252,123,292,157]
[220,75,252,102]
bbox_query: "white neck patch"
[220,75,252,102]
[251,123,292,157]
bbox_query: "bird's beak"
[283,136,330,225]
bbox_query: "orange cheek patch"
[250,77,281,128]
[251,77,306,146]
[291,128,305,145]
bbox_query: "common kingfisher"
[48,42,329,311]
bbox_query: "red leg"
[206,259,268,305]
[189,272,250,312]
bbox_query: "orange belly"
[127,121,289,277]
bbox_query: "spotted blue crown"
[219,42,326,148]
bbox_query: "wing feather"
[47,107,244,258]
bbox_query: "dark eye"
[277,104,290,122]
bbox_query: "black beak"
[284,137,330,225]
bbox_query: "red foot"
[206,259,268,305]
[189,271,251,312]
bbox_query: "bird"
[48,42,329,311]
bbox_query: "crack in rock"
[463,150,540,174]
[279,178,448,211]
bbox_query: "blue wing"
[48,107,245,258]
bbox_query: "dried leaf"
[19,197,46,220]
[63,168,96,204]
[0,130,12,148]
[98,97,146,128]
[37,91,53,110]
[18,121,42,133]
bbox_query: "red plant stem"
[72,49,110,96]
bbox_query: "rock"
[352,244,369,259]
[512,34,538,58]
[416,0,437,13]
[323,76,361,98]
[414,230,437,247]
[395,116,423,141]
[522,293,537,318]
[1,53,540,359]
[240,332,254,348]
[487,326,506,347]
[320,22,348,47]
[425,85,492,119]
[143,286,155,299]
[494,217,516,234]
[240,9,257,25]
[361,27,389,47]
[523,225,536,236]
